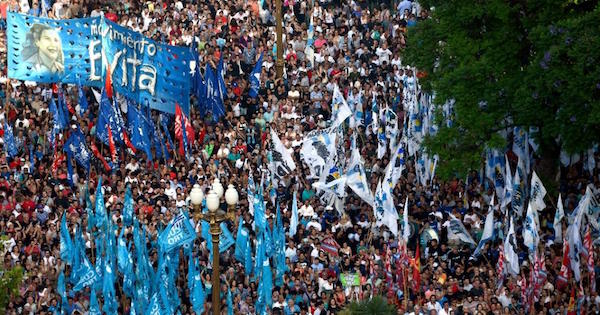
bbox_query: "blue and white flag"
[123,185,134,226]
[89,288,101,315]
[513,127,530,175]
[73,255,99,292]
[501,155,513,212]
[249,52,264,98]
[473,197,495,257]
[227,287,234,315]
[300,128,336,179]
[158,210,197,253]
[554,194,565,242]
[270,129,296,180]
[567,187,592,281]
[330,86,352,129]
[504,216,520,276]
[127,104,153,160]
[95,177,107,229]
[529,171,547,211]
[374,180,398,236]
[64,127,91,172]
[523,202,540,255]
[447,214,476,246]
[290,191,299,237]
[347,148,375,206]
[78,85,89,114]
[3,121,18,158]
[57,270,68,311]
[511,156,526,217]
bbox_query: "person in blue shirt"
[284,299,300,315]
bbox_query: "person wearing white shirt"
[285,242,298,262]
[298,203,315,217]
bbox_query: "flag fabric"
[584,226,596,293]
[73,254,98,292]
[270,129,296,179]
[554,194,565,242]
[300,128,337,179]
[127,105,153,160]
[204,64,225,121]
[529,171,547,211]
[175,103,195,157]
[373,180,398,236]
[504,217,520,276]
[402,196,410,243]
[249,52,264,98]
[377,126,387,159]
[107,125,117,163]
[511,156,526,217]
[412,242,421,292]
[217,53,227,101]
[513,127,530,175]
[330,85,352,129]
[346,148,375,206]
[557,238,571,291]
[123,185,134,226]
[501,154,513,212]
[473,197,495,257]
[158,210,197,253]
[235,219,249,262]
[567,189,590,282]
[227,287,234,315]
[496,244,505,288]
[3,121,18,158]
[57,270,68,311]
[78,85,89,114]
[60,213,73,265]
[447,214,476,246]
[105,64,113,99]
[64,127,91,172]
[66,152,74,187]
[90,141,111,172]
[290,191,299,237]
[89,288,101,315]
[95,177,107,229]
[567,286,576,315]
[321,237,340,256]
[523,202,539,255]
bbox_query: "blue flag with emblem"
[73,254,99,292]
[290,191,299,237]
[78,85,89,114]
[127,103,153,160]
[249,52,263,98]
[66,152,74,187]
[158,209,197,253]
[227,287,234,315]
[60,212,73,265]
[217,53,227,100]
[3,121,18,158]
[244,237,253,275]
[57,270,68,312]
[64,126,91,172]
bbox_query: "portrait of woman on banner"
[22,23,65,74]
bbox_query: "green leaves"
[405,0,600,179]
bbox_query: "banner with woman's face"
[7,12,193,115]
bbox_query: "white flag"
[300,129,337,179]
[501,154,513,212]
[374,180,398,236]
[504,216,520,276]
[530,171,547,211]
[447,214,476,245]
[346,148,374,206]
[330,86,352,129]
[312,176,347,198]
[402,196,410,242]
[473,196,495,257]
[523,202,539,254]
[383,141,406,190]
[270,129,296,180]
[567,187,592,281]
[554,194,564,242]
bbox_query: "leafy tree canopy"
[404,0,600,179]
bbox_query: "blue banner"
[158,210,196,253]
[7,13,193,115]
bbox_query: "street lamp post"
[275,0,284,79]
[189,180,239,314]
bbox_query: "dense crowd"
[0,0,599,315]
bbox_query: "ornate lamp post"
[189,179,239,314]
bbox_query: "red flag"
[412,242,421,292]
[320,237,340,256]
[90,142,111,172]
[567,286,576,315]
[496,244,505,288]
[107,125,117,163]
[174,103,184,156]
[584,226,596,293]
[557,238,571,291]
[105,64,113,99]
[121,130,137,154]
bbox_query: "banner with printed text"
[7,12,192,115]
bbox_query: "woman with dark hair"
[22,24,64,74]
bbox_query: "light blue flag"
[235,219,249,263]
[60,213,73,265]
[244,237,253,275]
[78,85,89,114]
[123,185,134,226]
[57,270,68,311]
[227,287,234,315]
[264,224,274,258]
[145,291,170,315]
[254,191,267,232]
[249,52,264,98]
[290,191,299,237]
[189,254,206,314]
[95,177,107,229]
[118,228,129,273]
[220,223,235,253]
[158,210,197,253]
[73,255,99,292]
[254,233,265,280]
[262,260,273,308]
[204,64,225,122]
[89,288,101,315]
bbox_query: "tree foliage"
[0,237,24,312]
[405,0,600,178]
[340,296,396,315]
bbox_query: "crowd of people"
[0,0,599,314]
